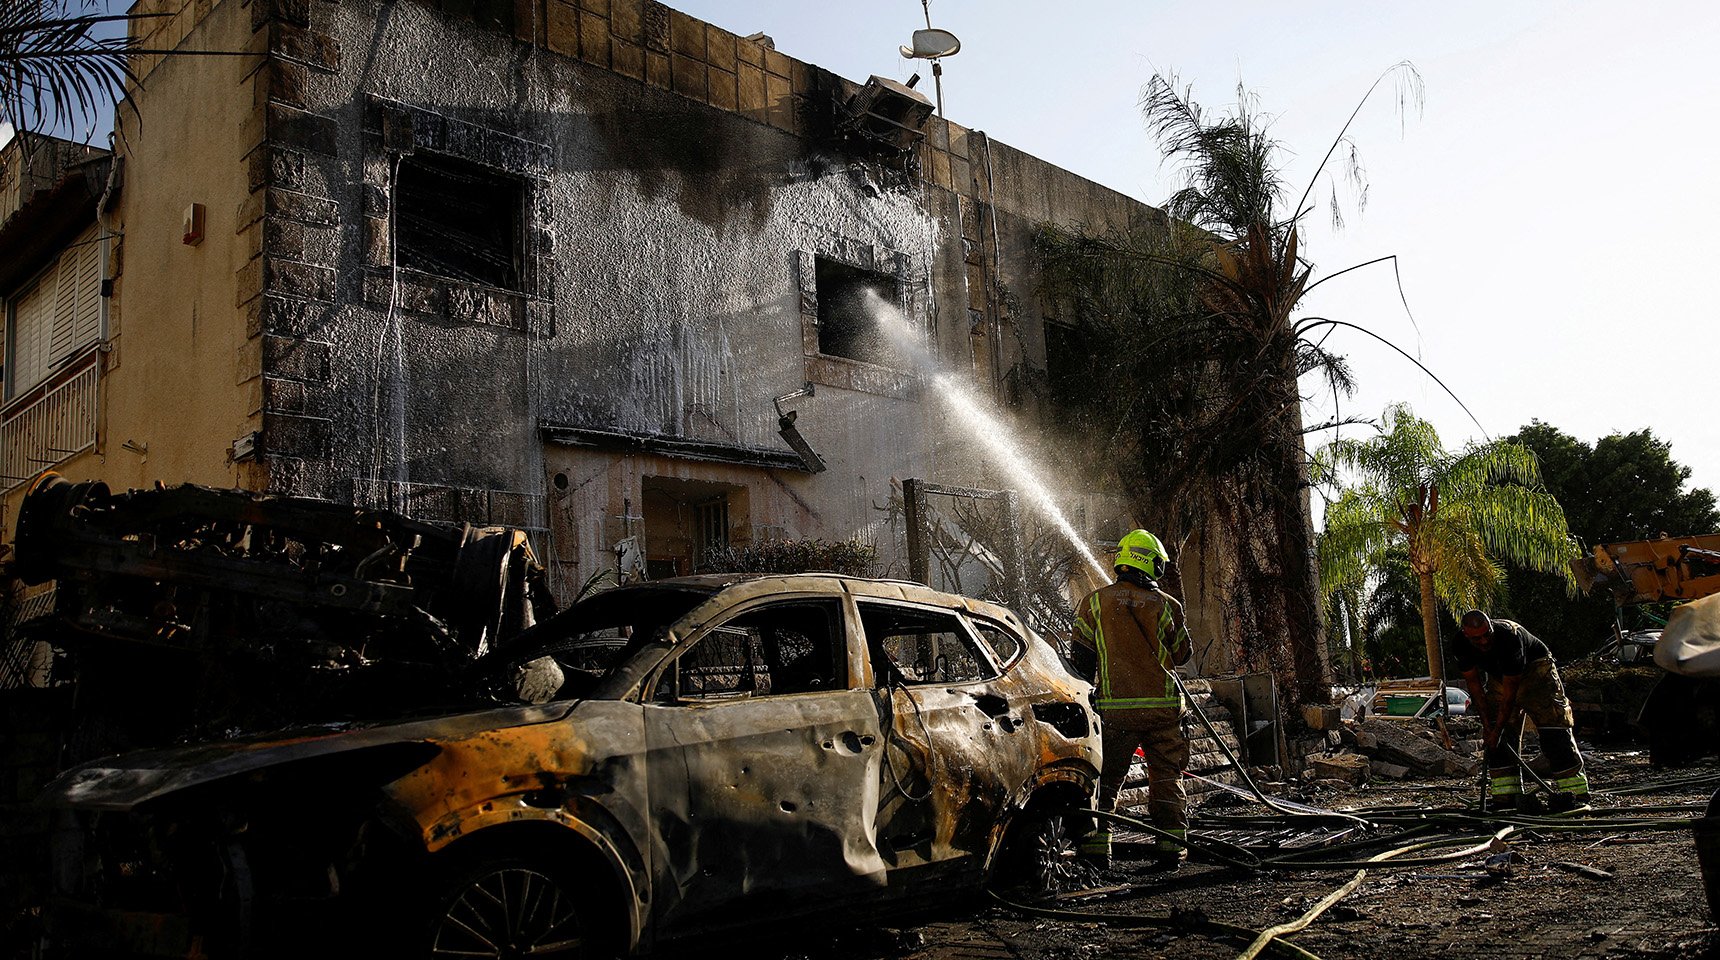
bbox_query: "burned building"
[0,2,1346,936]
[0,1,1321,685]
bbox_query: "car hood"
[40,701,579,812]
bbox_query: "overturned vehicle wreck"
[14,479,1101,957]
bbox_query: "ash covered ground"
[712,752,1719,960]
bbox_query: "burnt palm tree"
[1035,66,1426,703]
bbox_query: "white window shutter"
[11,267,56,394]
[71,234,103,349]
[49,250,78,361]
[49,228,102,363]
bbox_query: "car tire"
[426,848,601,959]
[993,799,1097,896]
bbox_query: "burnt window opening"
[695,498,729,558]
[815,256,902,366]
[1043,318,1088,405]
[859,602,997,685]
[395,151,524,291]
[658,599,846,701]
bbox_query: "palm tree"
[1035,67,1421,702]
[0,0,138,139]
[1315,403,1575,680]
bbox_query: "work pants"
[1081,706,1188,860]
[1484,658,1589,806]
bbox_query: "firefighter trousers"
[1484,657,1589,806]
[1081,706,1188,860]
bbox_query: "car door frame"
[635,588,891,937]
[855,596,1022,881]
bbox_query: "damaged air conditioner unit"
[839,75,935,153]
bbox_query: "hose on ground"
[1170,671,1371,829]
[987,889,1327,960]
[1090,807,1262,870]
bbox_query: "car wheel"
[994,802,1099,896]
[429,856,593,959]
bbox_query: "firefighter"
[1069,529,1192,868]
[1456,610,1590,811]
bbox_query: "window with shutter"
[9,273,54,398]
[6,226,103,400]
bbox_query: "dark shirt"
[1450,619,1551,677]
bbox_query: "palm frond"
[0,0,139,136]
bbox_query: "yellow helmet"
[1114,529,1168,579]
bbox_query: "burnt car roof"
[637,573,1032,625]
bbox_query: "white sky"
[674,0,1720,503]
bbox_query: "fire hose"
[985,672,1705,960]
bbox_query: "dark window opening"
[860,602,996,685]
[815,256,902,365]
[662,600,847,701]
[396,151,523,290]
[1044,318,1087,404]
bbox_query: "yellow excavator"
[1574,534,1720,607]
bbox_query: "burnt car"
[40,574,1100,957]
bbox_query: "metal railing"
[1,362,98,492]
[352,477,547,532]
[0,588,60,689]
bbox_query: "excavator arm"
[1573,534,1720,605]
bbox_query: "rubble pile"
[1311,717,1483,785]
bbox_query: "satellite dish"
[899,27,960,60]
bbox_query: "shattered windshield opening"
[494,584,714,703]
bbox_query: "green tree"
[1500,421,1719,659]
[1316,404,1575,680]
[2,0,241,141]
[1035,67,1423,702]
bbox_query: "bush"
[699,539,877,577]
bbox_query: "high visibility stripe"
[1553,773,1590,792]
[1489,775,1521,796]
[1157,602,1176,699]
[1090,595,1110,701]
[1098,696,1182,709]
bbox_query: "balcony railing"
[352,477,547,532]
[2,361,98,492]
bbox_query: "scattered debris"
[1370,760,1412,780]
[1549,860,1615,880]
[1308,753,1371,785]
[1484,849,1527,879]
[1349,717,1480,777]
[1588,835,1654,847]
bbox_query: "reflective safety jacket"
[1072,578,1190,711]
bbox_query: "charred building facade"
[0,0,1265,670]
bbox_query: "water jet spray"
[861,290,1110,584]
